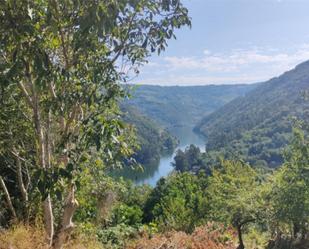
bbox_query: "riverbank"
[112,126,206,186]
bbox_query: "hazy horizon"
[133,0,309,86]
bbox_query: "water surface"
[116,126,205,186]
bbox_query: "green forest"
[195,61,309,168]
[123,84,256,128]
[1,1,309,249]
[121,105,178,165]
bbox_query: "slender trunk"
[31,81,54,246]
[19,75,55,239]
[0,176,17,221]
[16,155,28,203]
[236,225,245,249]
[44,195,54,246]
[52,185,79,249]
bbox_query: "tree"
[207,160,262,249]
[143,172,208,232]
[269,126,309,239]
[0,1,190,248]
[173,144,206,172]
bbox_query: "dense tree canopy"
[0,0,190,248]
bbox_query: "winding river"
[115,126,205,186]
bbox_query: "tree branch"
[17,82,34,108]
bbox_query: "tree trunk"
[43,195,54,246]
[15,155,28,203]
[236,225,245,249]
[52,185,79,249]
[33,97,55,245]
[19,64,56,245]
[0,176,17,221]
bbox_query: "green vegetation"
[1,0,309,249]
[173,144,209,173]
[143,172,208,233]
[196,61,309,168]
[124,84,256,128]
[121,106,178,165]
[2,121,309,248]
[0,0,190,248]
[152,124,309,249]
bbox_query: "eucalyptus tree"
[0,0,190,248]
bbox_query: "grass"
[0,224,103,249]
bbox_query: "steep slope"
[124,84,257,128]
[195,61,309,168]
[122,105,178,165]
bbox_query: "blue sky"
[134,0,309,86]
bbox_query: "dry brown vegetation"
[0,225,103,249]
[128,223,237,249]
[0,223,237,249]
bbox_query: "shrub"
[0,225,103,249]
[128,223,237,249]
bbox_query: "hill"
[124,84,257,128]
[195,60,309,168]
[121,105,178,165]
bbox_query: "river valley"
[115,126,205,186]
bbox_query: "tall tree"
[270,126,309,239]
[0,1,190,248]
[207,160,262,249]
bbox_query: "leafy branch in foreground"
[0,1,190,248]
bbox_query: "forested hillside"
[121,106,178,165]
[196,61,309,167]
[124,84,257,128]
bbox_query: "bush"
[127,223,237,249]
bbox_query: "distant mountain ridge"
[195,60,309,168]
[124,84,257,128]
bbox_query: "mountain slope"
[124,84,257,128]
[195,61,309,168]
[122,105,178,165]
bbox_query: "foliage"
[110,204,143,227]
[0,224,103,249]
[267,126,309,238]
[121,105,178,165]
[127,223,237,249]
[96,223,138,249]
[173,144,210,173]
[0,0,190,246]
[196,61,309,168]
[124,84,256,128]
[143,172,208,232]
[205,160,263,249]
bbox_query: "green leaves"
[268,126,309,236]
[0,0,190,230]
[144,172,208,232]
[207,160,260,227]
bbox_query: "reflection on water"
[112,126,205,186]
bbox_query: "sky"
[133,0,309,86]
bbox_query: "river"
[114,126,205,186]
